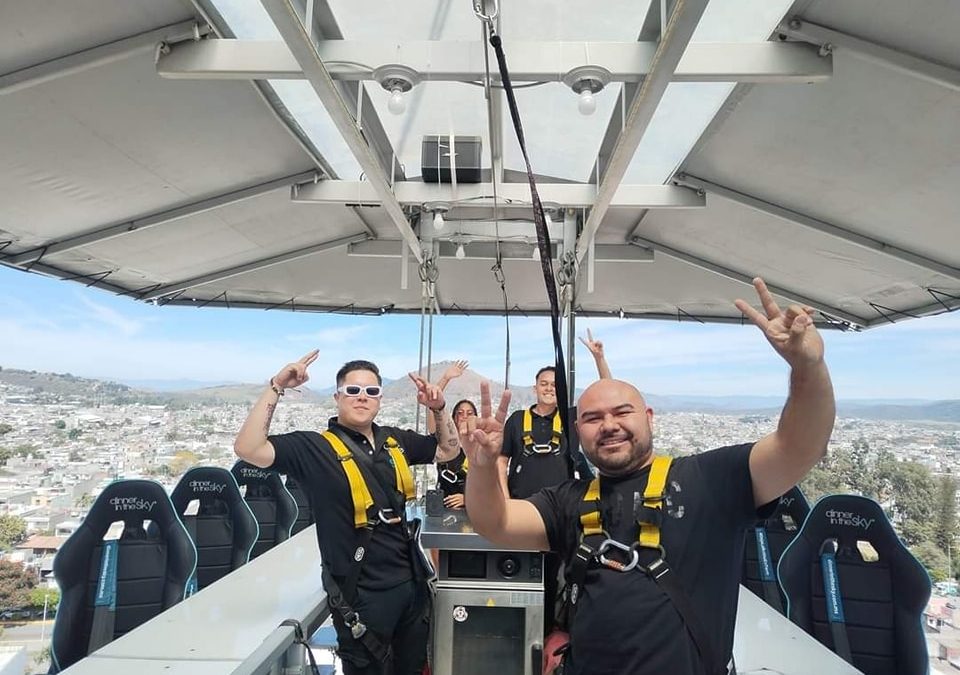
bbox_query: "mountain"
[2,365,958,422]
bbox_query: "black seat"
[778,494,931,675]
[284,474,315,536]
[170,466,259,591]
[742,485,810,614]
[49,480,196,673]
[231,460,298,559]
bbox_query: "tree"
[67,428,82,440]
[913,540,951,583]
[888,462,938,547]
[0,560,36,609]
[75,493,95,510]
[27,587,59,610]
[0,515,27,550]
[0,424,11,436]
[934,475,958,553]
[169,450,200,477]
[53,420,66,430]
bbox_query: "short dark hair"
[452,399,477,420]
[535,366,556,381]
[336,360,382,387]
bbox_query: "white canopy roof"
[1,0,957,329]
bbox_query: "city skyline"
[1,265,958,400]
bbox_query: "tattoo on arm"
[442,416,459,449]
[263,402,276,436]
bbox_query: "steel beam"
[627,235,866,326]
[261,0,422,263]
[7,170,319,265]
[141,232,368,301]
[781,18,960,92]
[676,173,960,283]
[157,39,832,85]
[1,21,205,96]
[292,180,704,210]
[575,0,711,266]
[348,239,652,262]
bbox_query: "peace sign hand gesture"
[735,278,824,370]
[578,328,604,359]
[272,350,319,390]
[459,381,512,468]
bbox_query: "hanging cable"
[481,8,573,459]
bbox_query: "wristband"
[269,378,285,397]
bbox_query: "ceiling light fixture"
[373,65,421,116]
[424,202,450,232]
[562,66,611,117]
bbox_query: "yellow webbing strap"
[578,455,673,544]
[462,457,468,473]
[638,455,672,549]
[322,431,374,529]
[579,478,603,536]
[522,409,563,450]
[385,435,416,501]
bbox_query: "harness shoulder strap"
[522,409,534,448]
[385,435,416,501]
[321,430,374,528]
[638,455,672,549]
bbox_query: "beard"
[586,431,654,477]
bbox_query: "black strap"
[642,555,725,675]
[279,618,331,675]
[488,33,572,463]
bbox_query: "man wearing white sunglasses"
[234,353,460,675]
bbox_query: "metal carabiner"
[440,468,460,484]
[473,0,499,25]
[378,509,402,525]
[531,443,558,455]
[597,538,639,573]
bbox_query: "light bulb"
[578,88,596,116]
[455,243,466,260]
[619,307,625,319]
[432,211,445,231]
[532,245,541,261]
[387,87,406,115]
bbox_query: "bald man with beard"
[461,279,836,675]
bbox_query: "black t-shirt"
[268,419,437,590]
[436,449,467,497]
[502,407,572,499]
[528,443,775,675]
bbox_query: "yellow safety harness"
[566,455,724,674]
[522,408,563,455]
[321,431,416,528]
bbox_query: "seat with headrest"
[231,460,298,559]
[49,479,196,673]
[778,494,931,675]
[284,474,315,536]
[170,466,259,590]
[742,485,810,614]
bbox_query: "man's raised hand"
[459,381,511,467]
[409,373,446,411]
[272,350,319,390]
[735,278,824,369]
[442,360,469,382]
[578,328,604,359]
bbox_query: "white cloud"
[73,294,151,337]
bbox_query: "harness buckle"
[530,443,558,455]
[347,615,368,639]
[439,469,460,484]
[378,508,402,525]
[597,538,639,573]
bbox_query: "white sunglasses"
[337,385,383,398]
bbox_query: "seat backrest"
[284,474,314,536]
[778,494,931,675]
[50,479,196,673]
[231,460,298,559]
[170,466,259,590]
[742,485,810,613]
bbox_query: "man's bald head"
[576,379,654,476]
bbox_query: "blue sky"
[0,265,957,400]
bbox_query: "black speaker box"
[421,135,482,183]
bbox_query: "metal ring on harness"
[529,443,559,455]
[439,468,460,484]
[597,538,639,573]
[378,509,402,525]
[629,542,669,579]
